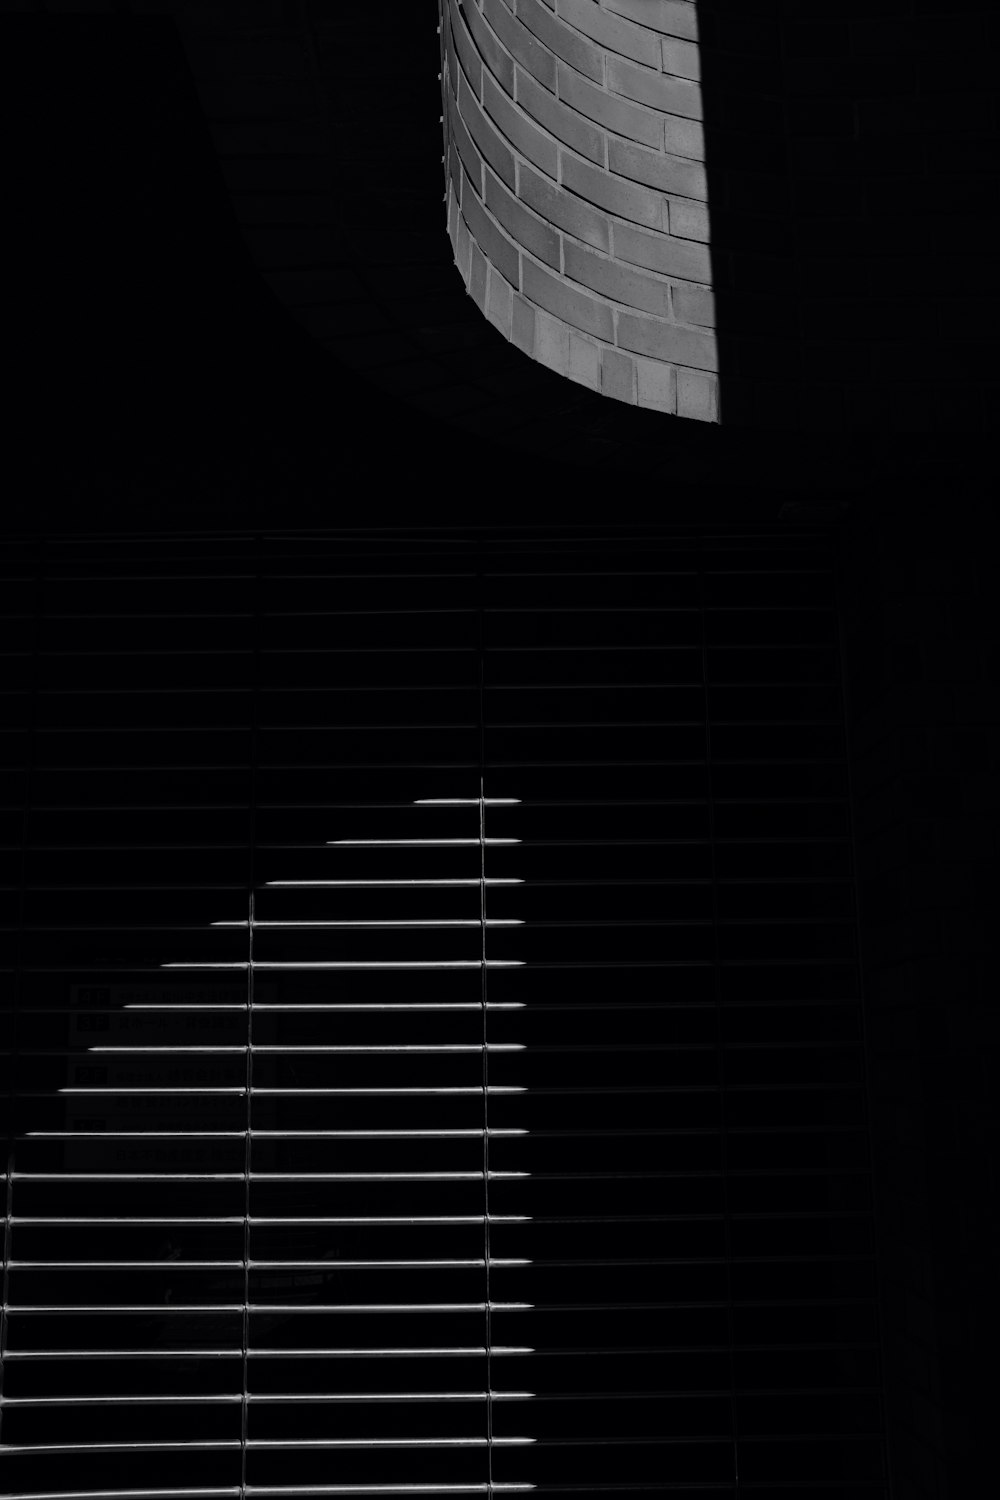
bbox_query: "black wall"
[1,9,997,1496]
[838,490,999,1500]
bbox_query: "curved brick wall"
[439,0,718,421]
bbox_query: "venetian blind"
[1,524,890,1498]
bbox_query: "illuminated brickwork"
[440,0,718,420]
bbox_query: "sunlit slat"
[86,1044,527,1053]
[264,879,523,886]
[11,1303,533,1314]
[160,961,525,969]
[120,1003,525,1010]
[209,919,523,927]
[326,838,520,846]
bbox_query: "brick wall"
[441,1,1000,432]
[838,492,1000,1498]
[15,2,996,439]
[18,0,995,452]
[440,0,719,420]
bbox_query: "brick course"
[486,165,562,269]
[521,0,607,84]
[441,0,717,421]
[483,68,560,178]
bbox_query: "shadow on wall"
[5,2,997,527]
[439,0,998,458]
[697,0,1000,433]
[1,9,369,506]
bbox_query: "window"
[1,524,890,1496]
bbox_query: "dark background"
[1,5,998,1498]
[3,0,997,531]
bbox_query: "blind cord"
[702,553,741,1493]
[0,1155,11,1438]
[1,539,43,1444]
[240,887,254,1498]
[480,776,493,1493]
[241,537,262,1498]
[477,553,494,1494]
[835,537,898,1500]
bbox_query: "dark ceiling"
[2,3,995,536]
